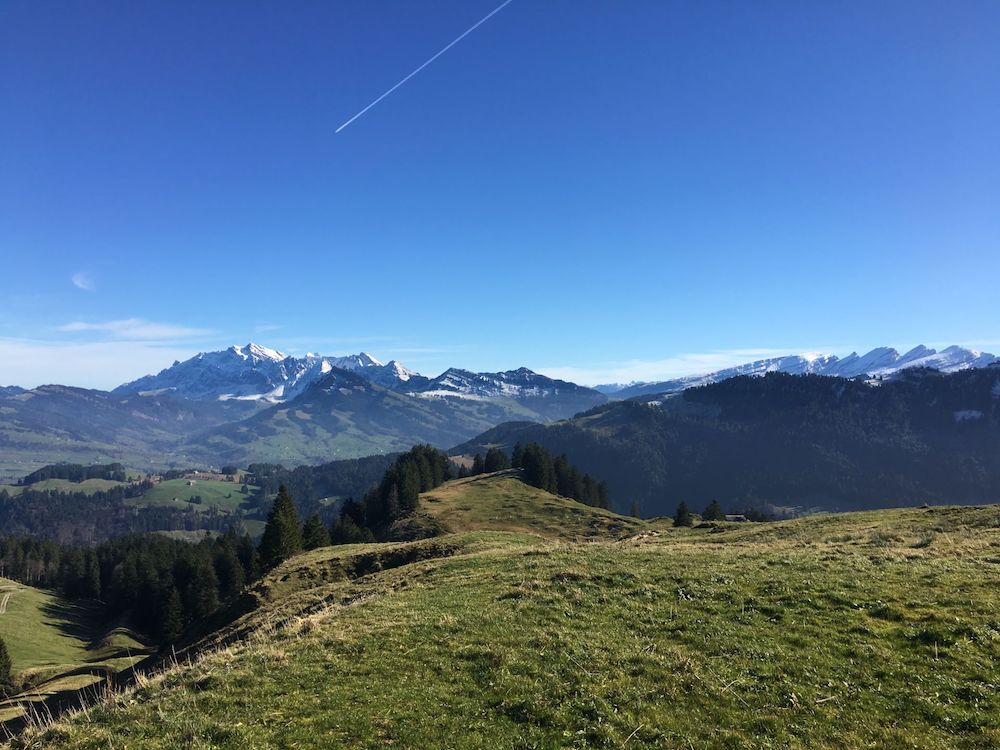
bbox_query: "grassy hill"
[419,472,652,541]
[130,478,254,511]
[8,480,1000,749]
[0,579,150,725]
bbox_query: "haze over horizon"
[3,1,998,389]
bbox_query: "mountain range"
[0,343,607,475]
[1,342,996,478]
[598,345,998,399]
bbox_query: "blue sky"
[2,0,998,388]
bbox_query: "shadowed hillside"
[456,368,1000,516]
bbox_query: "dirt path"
[0,590,12,614]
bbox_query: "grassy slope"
[0,579,94,677]
[420,472,653,541]
[12,486,1000,749]
[0,579,149,723]
[130,478,255,511]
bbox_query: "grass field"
[0,578,150,726]
[0,579,96,679]
[130,478,256,511]
[10,481,1000,749]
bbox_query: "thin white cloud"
[538,348,826,386]
[0,337,201,390]
[71,272,96,291]
[254,324,282,334]
[57,318,214,341]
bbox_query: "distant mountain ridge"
[114,343,395,402]
[113,343,608,416]
[456,366,1000,516]
[3,341,997,476]
[609,345,998,399]
[2,344,610,474]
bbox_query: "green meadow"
[129,478,256,511]
[10,477,1000,749]
[0,579,149,725]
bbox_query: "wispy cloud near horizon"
[0,337,202,390]
[71,272,96,291]
[57,318,214,341]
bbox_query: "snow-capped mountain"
[414,367,590,400]
[112,341,996,408]
[114,343,398,402]
[367,360,424,389]
[613,345,998,400]
[411,367,606,420]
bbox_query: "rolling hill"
[8,477,1000,749]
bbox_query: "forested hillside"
[456,367,1000,516]
[0,455,394,543]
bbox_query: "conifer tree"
[259,485,303,569]
[630,499,640,518]
[471,453,485,475]
[160,586,184,643]
[302,514,331,550]
[674,501,693,527]
[702,499,724,521]
[235,533,260,582]
[510,443,524,469]
[213,543,246,600]
[484,447,510,473]
[399,462,421,513]
[330,514,376,545]
[0,636,12,695]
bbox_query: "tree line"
[0,485,241,545]
[19,462,129,485]
[0,530,257,643]
[512,443,611,509]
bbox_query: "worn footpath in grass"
[13,495,1000,749]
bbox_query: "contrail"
[335,0,515,133]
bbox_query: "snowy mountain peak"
[356,352,383,368]
[614,344,999,400]
[114,344,413,402]
[384,360,415,381]
[233,342,287,362]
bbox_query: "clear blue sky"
[2,0,998,388]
